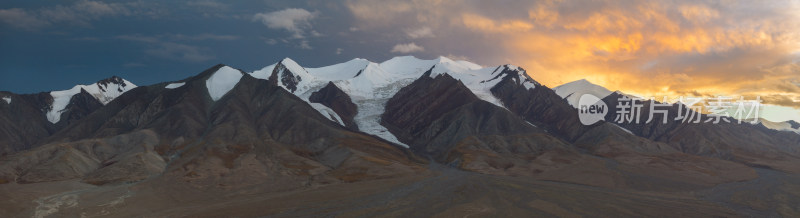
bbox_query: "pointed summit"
[553,79,613,107]
[271,58,313,93]
[205,66,244,101]
[45,76,137,123]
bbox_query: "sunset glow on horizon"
[2,0,799,121]
[345,0,800,121]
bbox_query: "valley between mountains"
[1,56,799,217]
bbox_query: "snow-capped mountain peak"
[379,56,438,76]
[758,118,800,134]
[205,66,244,101]
[45,76,137,124]
[83,76,136,105]
[244,56,547,148]
[553,79,613,107]
[307,58,370,80]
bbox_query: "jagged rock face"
[96,76,129,92]
[268,60,302,93]
[42,65,228,144]
[18,64,422,188]
[0,77,134,154]
[664,123,800,172]
[0,92,54,155]
[53,89,104,129]
[788,120,800,129]
[382,72,549,161]
[490,67,592,142]
[601,92,800,172]
[309,82,359,131]
[18,92,54,114]
[601,92,687,141]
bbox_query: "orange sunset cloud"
[347,0,800,121]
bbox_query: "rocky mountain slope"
[1,56,799,217]
[0,76,135,155]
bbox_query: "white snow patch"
[249,63,276,80]
[611,123,634,135]
[85,79,136,105]
[248,58,352,127]
[553,79,613,108]
[310,103,344,125]
[2,97,9,104]
[759,118,800,134]
[456,60,483,70]
[253,56,544,148]
[45,78,136,123]
[165,82,185,89]
[205,66,243,101]
[307,58,369,80]
[379,56,439,76]
[427,62,536,109]
[47,88,82,123]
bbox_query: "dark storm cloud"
[0,0,165,29]
[1,0,799,116]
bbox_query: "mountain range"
[1,56,799,217]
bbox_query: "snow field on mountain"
[165,82,185,89]
[206,66,244,101]
[250,56,536,148]
[45,78,136,123]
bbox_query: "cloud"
[391,42,424,53]
[346,0,800,109]
[145,42,215,62]
[461,13,533,32]
[252,8,317,39]
[406,26,434,38]
[72,0,122,17]
[116,34,227,62]
[299,40,312,50]
[445,54,475,64]
[186,0,228,9]
[168,34,239,41]
[117,34,239,42]
[0,0,158,30]
[336,48,343,55]
[69,36,102,41]
[186,0,234,18]
[123,62,146,68]
[0,8,50,29]
[116,34,160,43]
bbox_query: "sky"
[1,0,799,121]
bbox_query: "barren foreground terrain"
[3,163,798,217]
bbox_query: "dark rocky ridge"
[382,71,549,160]
[268,60,302,93]
[0,92,55,155]
[788,120,800,129]
[0,76,130,155]
[96,76,129,92]
[1,60,799,217]
[3,64,423,189]
[309,82,359,130]
[489,66,593,142]
[53,89,104,130]
[600,92,800,172]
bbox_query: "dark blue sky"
[0,0,455,93]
